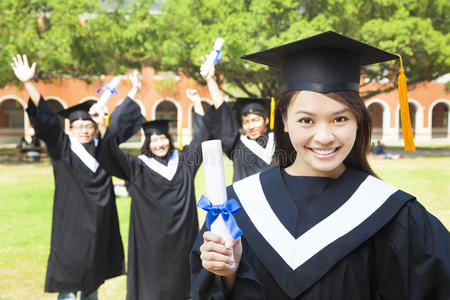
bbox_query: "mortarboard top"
[141,119,171,136]
[57,102,93,123]
[233,97,271,121]
[241,31,398,94]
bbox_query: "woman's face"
[283,91,358,177]
[149,134,170,157]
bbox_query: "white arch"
[428,98,450,138]
[0,95,30,142]
[79,96,99,103]
[116,97,146,116]
[366,98,391,139]
[45,96,68,109]
[394,98,425,139]
[152,98,182,144]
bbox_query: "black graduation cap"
[57,102,93,123]
[241,31,398,93]
[141,119,171,136]
[233,97,271,120]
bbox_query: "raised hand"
[89,103,108,126]
[186,88,201,103]
[200,55,215,82]
[129,70,142,91]
[11,54,36,83]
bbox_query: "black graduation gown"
[26,97,125,293]
[203,103,275,182]
[190,166,450,299]
[98,97,209,300]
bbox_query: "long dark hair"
[273,90,377,177]
[140,133,175,158]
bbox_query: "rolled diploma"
[201,139,236,267]
[200,38,224,77]
[98,76,121,107]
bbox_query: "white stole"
[138,150,179,181]
[240,132,275,165]
[69,137,99,173]
[233,173,398,270]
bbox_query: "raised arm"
[127,70,141,101]
[11,54,40,105]
[186,88,205,116]
[201,55,224,109]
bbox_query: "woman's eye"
[334,116,348,123]
[299,118,313,124]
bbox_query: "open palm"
[11,54,36,82]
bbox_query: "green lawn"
[0,157,449,299]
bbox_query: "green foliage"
[0,0,448,97]
[155,0,450,97]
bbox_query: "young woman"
[90,84,210,300]
[190,31,449,299]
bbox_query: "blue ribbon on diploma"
[96,83,119,95]
[198,195,243,240]
[214,50,223,65]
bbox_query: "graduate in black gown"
[11,54,125,300]
[89,82,210,300]
[200,58,275,181]
[190,32,450,299]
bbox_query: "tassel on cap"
[178,118,184,151]
[270,97,275,130]
[397,54,415,151]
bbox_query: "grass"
[0,157,449,299]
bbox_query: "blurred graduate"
[11,54,125,300]
[190,32,450,299]
[201,59,275,182]
[89,74,210,300]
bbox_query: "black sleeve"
[377,200,450,299]
[96,98,145,180]
[25,97,64,160]
[108,97,146,144]
[203,103,240,159]
[181,113,211,175]
[190,226,264,300]
[97,128,135,180]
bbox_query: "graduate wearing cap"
[11,54,126,299]
[200,58,275,182]
[190,32,450,299]
[89,84,210,300]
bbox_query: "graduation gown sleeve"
[203,102,240,158]
[26,97,64,159]
[98,97,145,180]
[181,112,211,176]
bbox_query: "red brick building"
[0,68,449,145]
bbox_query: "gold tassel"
[104,113,110,127]
[178,118,184,151]
[270,97,275,130]
[397,54,415,151]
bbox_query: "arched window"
[155,100,178,141]
[367,102,383,140]
[46,99,65,128]
[0,99,25,143]
[431,103,449,138]
[398,102,417,138]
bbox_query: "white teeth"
[312,148,335,155]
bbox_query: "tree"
[152,0,449,98]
